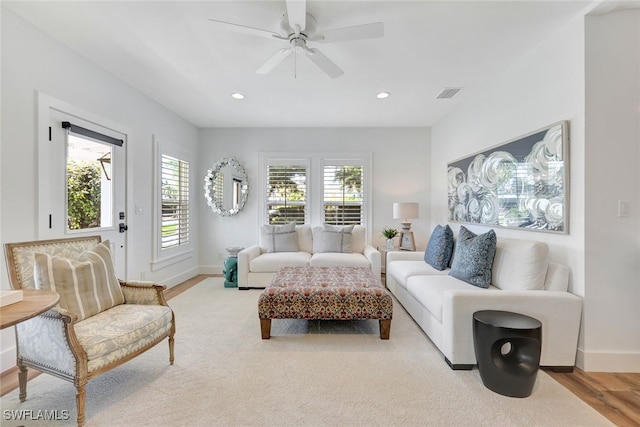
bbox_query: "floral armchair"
[4,236,175,427]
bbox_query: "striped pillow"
[34,241,125,320]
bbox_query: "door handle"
[119,223,128,233]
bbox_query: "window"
[260,153,371,232]
[323,164,364,225]
[161,154,190,249]
[266,165,307,224]
[66,134,113,230]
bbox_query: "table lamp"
[393,202,418,250]
[393,202,419,231]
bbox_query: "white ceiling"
[4,0,602,128]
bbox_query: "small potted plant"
[381,227,399,250]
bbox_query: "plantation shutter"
[266,165,307,224]
[323,164,364,225]
[161,154,190,249]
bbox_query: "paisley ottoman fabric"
[258,266,392,339]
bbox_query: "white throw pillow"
[491,238,549,290]
[315,223,354,253]
[260,222,299,253]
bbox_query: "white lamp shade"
[393,202,419,220]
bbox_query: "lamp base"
[401,221,412,231]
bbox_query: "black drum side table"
[473,310,542,398]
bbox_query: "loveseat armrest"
[386,251,424,263]
[119,280,168,306]
[442,290,583,368]
[238,245,262,288]
[363,245,381,277]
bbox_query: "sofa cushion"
[492,238,549,290]
[34,241,125,321]
[310,252,371,269]
[250,252,311,273]
[449,226,497,289]
[406,275,493,321]
[260,222,299,253]
[424,224,454,271]
[314,224,354,253]
[387,260,450,290]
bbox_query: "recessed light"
[376,91,390,99]
[231,93,245,100]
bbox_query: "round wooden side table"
[0,290,60,329]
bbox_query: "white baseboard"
[160,267,201,289]
[199,265,224,275]
[1,328,16,374]
[577,348,640,372]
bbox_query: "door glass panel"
[66,134,113,230]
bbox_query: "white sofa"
[386,237,582,371]
[238,225,381,289]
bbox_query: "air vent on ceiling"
[436,87,462,99]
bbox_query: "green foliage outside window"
[67,160,101,230]
[333,166,363,196]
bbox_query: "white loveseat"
[238,224,381,289]
[386,235,582,371]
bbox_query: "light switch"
[618,200,630,218]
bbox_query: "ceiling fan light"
[231,93,245,100]
[376,91,390,99]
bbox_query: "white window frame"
[260,152,372,240]
[320,158,367,226]
[259,155,311,225]
[152,135,193,270]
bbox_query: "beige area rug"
[1,278,612,427]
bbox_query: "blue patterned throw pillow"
[449,226,497,288]
[424,224,454,270]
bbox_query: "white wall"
[584,9,640,372]
[0,2,12,380]
[1,9,200,371]
[430,13,589,361]
[198,127,430,271]
[431,7,640,372]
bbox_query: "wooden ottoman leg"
[260,318,272,339]
[379,319,391,340]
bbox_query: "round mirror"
[204,158,249,216]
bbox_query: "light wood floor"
[2,274,638,426]
[544,368,640,426]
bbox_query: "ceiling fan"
[209,0,384,78]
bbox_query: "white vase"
[386,238,394,250]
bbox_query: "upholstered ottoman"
[258,266,393,339]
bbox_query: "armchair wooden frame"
[4,236,176,427]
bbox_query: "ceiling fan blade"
[304,47,343,79]
[286,0,307,32]
[317,22,384,43]
[208,19,285,40]
[256,48,293,74]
